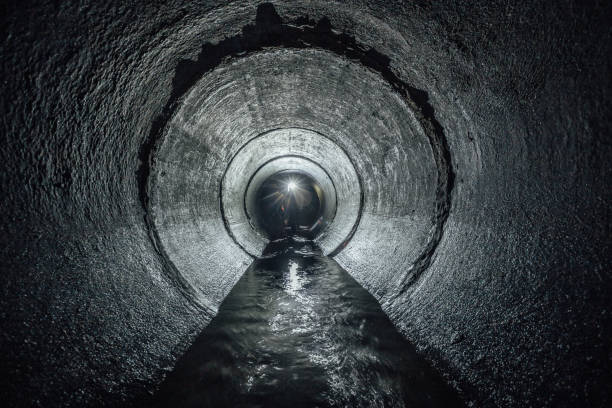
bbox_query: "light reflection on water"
[150,238,464,408]
[286,259,301,296]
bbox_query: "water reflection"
[149,238,464,407]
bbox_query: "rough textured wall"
[1,1,610,407]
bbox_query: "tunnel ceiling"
[1,1,611,407]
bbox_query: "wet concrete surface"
[3,2,611,405]
[145,238,464,407]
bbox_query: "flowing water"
[150,238,463,407]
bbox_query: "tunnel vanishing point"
[1,1,611,407]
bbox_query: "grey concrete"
[220,128,359,258]
[1,0,610,407]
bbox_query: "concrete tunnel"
[1,1,611,406]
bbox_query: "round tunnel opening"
[254,170,325,239]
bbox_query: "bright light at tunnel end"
[287,180,298,192]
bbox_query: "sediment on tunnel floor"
[1,1,611,407]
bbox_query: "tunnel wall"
[1,1,611,406]
[221,128,358,255]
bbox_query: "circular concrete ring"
[243,155,338,240]
[221,128,362,257]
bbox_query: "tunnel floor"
[144,238,463,407]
